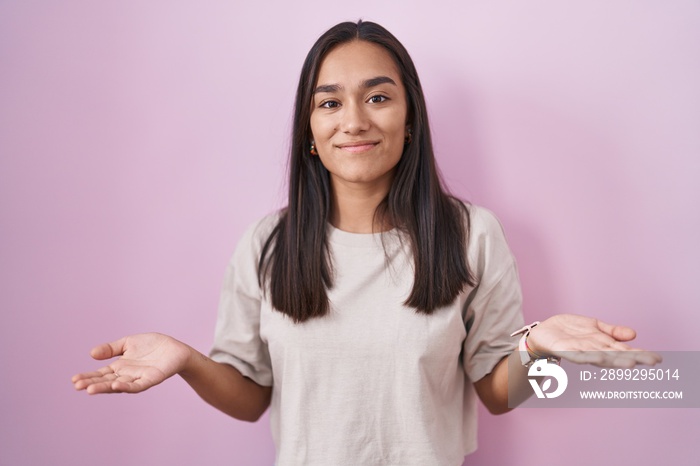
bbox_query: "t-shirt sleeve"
[462,206,525,382]
[208,216,276,387]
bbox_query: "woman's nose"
[340,102,370,134]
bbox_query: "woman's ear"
[309,140,318,156]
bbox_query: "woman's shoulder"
[450,199,506,238]
[460,202,515,277]
[249,210,284,237]
[465,203,506,237]
[234,210,284,257]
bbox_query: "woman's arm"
[473,351,526,415]
[180,346,272,422]
[473,314,662,414]
[72,333,271,422]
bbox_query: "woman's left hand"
[527,314,662,367]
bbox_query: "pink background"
[1,1,698,465]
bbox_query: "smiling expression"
[310,40,409,194]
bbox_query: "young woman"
[72,21,659,465]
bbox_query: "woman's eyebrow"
[313,76,397,95]
[362,76,396,88]
[313,83,341,94]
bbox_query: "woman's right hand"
[72,333,192,394]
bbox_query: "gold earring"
[404,128,412,145]
[310,141,318,156]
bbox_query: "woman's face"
[310,40,409,194]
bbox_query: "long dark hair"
[259,20,475,323]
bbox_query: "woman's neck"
[329,180,392,234]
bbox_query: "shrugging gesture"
[475,314,661,414]
[72,333,190,394]
[526,313,662,367]
[72,332,272,421]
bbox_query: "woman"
[73,21,659,465]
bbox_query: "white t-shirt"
[210,205,524,466]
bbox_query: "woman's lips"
[338,142,378,153]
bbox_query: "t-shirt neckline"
[326,223,399,248]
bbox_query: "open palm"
[72,333,191,394]
[529,314,661,367]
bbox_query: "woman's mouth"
[338,142,379,153]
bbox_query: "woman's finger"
[84,379,122,394]
[595,320,636,342]
[89,337,127,360]
[71,370,105,383]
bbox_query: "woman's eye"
[369,95,388,103]
[320,100,340,109]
